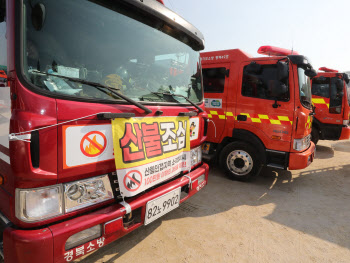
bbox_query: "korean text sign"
[112,116,191,197]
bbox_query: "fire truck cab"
[0,0,209,262]
[311,67,350,144]
[201,46,316,181]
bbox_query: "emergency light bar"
[318,67,338,73]
[258,46,299,56]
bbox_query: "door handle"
[237,115,247,121]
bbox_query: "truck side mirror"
[305,68,317,78]
[268,80,288,99]
[32,3,46,31]
[277,61,288,81]
[344,73,349,84]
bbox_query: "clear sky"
[164,0,350,72]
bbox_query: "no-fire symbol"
[80,131,107,157]
[123,170,142,192]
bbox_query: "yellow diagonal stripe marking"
[251,118,262,123]
[278,116,290,121]
[226,112,234,117]
[258,114,269,119]
[312,98,326,104]
[219,115,226,119]
[210,111,218,115]
[270,119,281,125]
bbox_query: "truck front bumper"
[288,142,316,170]
[3,163,209,263]
[339,126,350,140]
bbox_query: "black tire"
[311,128,319,145]
[219,141,262,181]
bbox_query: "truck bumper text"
[3,163,209,263]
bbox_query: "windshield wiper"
[152,92,204,112]
[32,70,152,114]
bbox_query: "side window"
[242,64,289,101]
[329,78,343,113]
[312,77,330,98]
[202,67,226,93]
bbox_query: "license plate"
[144,187,181,225]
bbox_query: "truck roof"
[201,48,290,64]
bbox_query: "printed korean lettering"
[161,122,177,153]
[141,122,162,158]
[177,120,187,150]
[75,245,85,257]
[120,123,145,163]
[86,242,95,253]
[97,237,105,247]
[64,251,73,262]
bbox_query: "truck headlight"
[293,134,311,151]
[191,146,202,167]
[15,175,114,222]
[64,175,114,213]
[16,185,63,222]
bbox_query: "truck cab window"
[312,77,330,98]
[242,64,289,101]
[202,67,226,93]
[329,78,343,113]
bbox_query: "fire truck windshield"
[297,67,312,109]
[21,0,203,104]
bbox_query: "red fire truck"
[201,46,316,181]
[311,67,350,144]
[0,0,209,262]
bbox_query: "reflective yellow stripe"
[278,116,290,121]
[210,111,218,115]
[251,118,261,123]
[208,114,212,118]
[270,119,281,125]
[226,112,234,117]
[219,115,226,119]
[312,98,326,104]
[258,114,269,119]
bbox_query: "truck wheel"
[311,128,319,145]
[220,141,262,181]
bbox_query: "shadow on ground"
[332,140,350,153]
[315,144,335,159]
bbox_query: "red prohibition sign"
[123,170,142,192]
[80,131,107,157]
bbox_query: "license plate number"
[144,187,181,225]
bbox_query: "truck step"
[266,163,285,170]
[202,153,215,162]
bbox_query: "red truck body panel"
[201,48,315,171]
[0,0,208,262]
[311,69,350,142]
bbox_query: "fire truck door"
[235,62,294,144]
[202,64,230,143]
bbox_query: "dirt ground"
[76,140,350,263]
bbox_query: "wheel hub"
[227,150,253,176]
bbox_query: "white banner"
[117,151,190,197]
